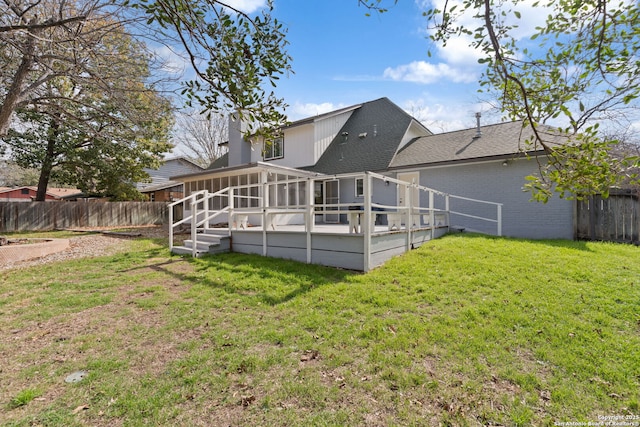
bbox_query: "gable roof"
[389,121,567,169]
[308,98,429,175]
[206,152,229,170]
[140,157,204,189]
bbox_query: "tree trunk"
[35,120,59,201]
[0,27,39,138]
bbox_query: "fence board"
[575,190,639,244]
[0,201,168,232]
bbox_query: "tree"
[176,110,228,168]
[3,15,173,200]
[1,0,292,198]
[362,0,640,201]
[136,0,292,140]
[0,159,39,186]
[0,0,119,138]
[1,0,292,139]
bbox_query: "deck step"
[174,234,231,257]
[171,246,208,257]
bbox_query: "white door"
[397,172,419,208]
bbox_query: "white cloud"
[417,0,551,64]
[153,45,186,76]
[383,61,478,85]
[402,97,499,133]
[223,0,268,14]
[287,102,347,121]
[437,37,484,67]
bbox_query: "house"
[0,186,82,202]
[388,120,574,239]
[175,98,573,238]
[169,98,575,270]
[138,157,204,202]
[174,98,433,222]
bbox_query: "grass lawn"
[1,233,639,426]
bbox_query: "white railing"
[168,188,230,256]
[169,171,503,263]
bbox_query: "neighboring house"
[173,97,574,240]
[138,157,204,202]
[0,186,82,202]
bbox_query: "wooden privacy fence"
[0,201,169,232]
[575,189,639,244]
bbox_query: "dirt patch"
[0,226,183,272]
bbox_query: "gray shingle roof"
[207,152,229,170]
[389,121,566,168]
[308,98,426,175]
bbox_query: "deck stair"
[172,229,230,257]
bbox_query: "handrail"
[169,187,231,255]
[170,170,504,260]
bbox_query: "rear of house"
[173,99,575,240]
[169,98,578,270]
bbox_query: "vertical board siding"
[576,191,639,244]
[0,202,168,232]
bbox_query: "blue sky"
[160,0,564,146]
[270,0,486,131]
[220,0,498,132]
[155,0,639,157]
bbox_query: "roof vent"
[359,132,367,139]
[474,112,482,139]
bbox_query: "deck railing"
[169,171,503,262]
[168,188,230,256]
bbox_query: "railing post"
[229,187,235,228]
[169,202,174,250]
[429,191,435,229]
[445,195,450,228]
[409,184,416,248]
[363,173,372,271]
[203,190,209,231]
[306,177,314,264]
[497,204,503,236]
[261,171,268,255]
[191,193,197,257]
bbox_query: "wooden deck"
[169,170,501,271]
[232,223,449,271]
[173,223,449,271]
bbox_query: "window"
[21,188,30,195]
[263,135,284,160]
[355,178,364,197]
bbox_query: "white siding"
[258,111,353,169]
[313,112,352,164]
[258,123,313,168]
[398,121,431,151]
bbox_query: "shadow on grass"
[117,246,198,283]
[191,252,357,306]
[117,246,357,306]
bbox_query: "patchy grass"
[0,233,638,426]
[9,389,42,409]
